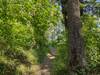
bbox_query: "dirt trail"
[40,53,55,75]
[32,53,55,75]
[33,48,56,75]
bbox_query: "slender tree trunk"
[61,0,86,75]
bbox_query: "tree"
[61,0,86,74]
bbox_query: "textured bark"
[61,0,86,75]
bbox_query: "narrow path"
[40,53,55,75]
[33,48,56,75]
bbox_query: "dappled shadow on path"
[31,53,55,75]
[40,53,55,75]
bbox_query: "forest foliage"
[0,0,100,75]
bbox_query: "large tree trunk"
[61,0,86,75]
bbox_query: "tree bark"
[61,0,86,75]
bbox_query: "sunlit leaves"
[81,15,100,71]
